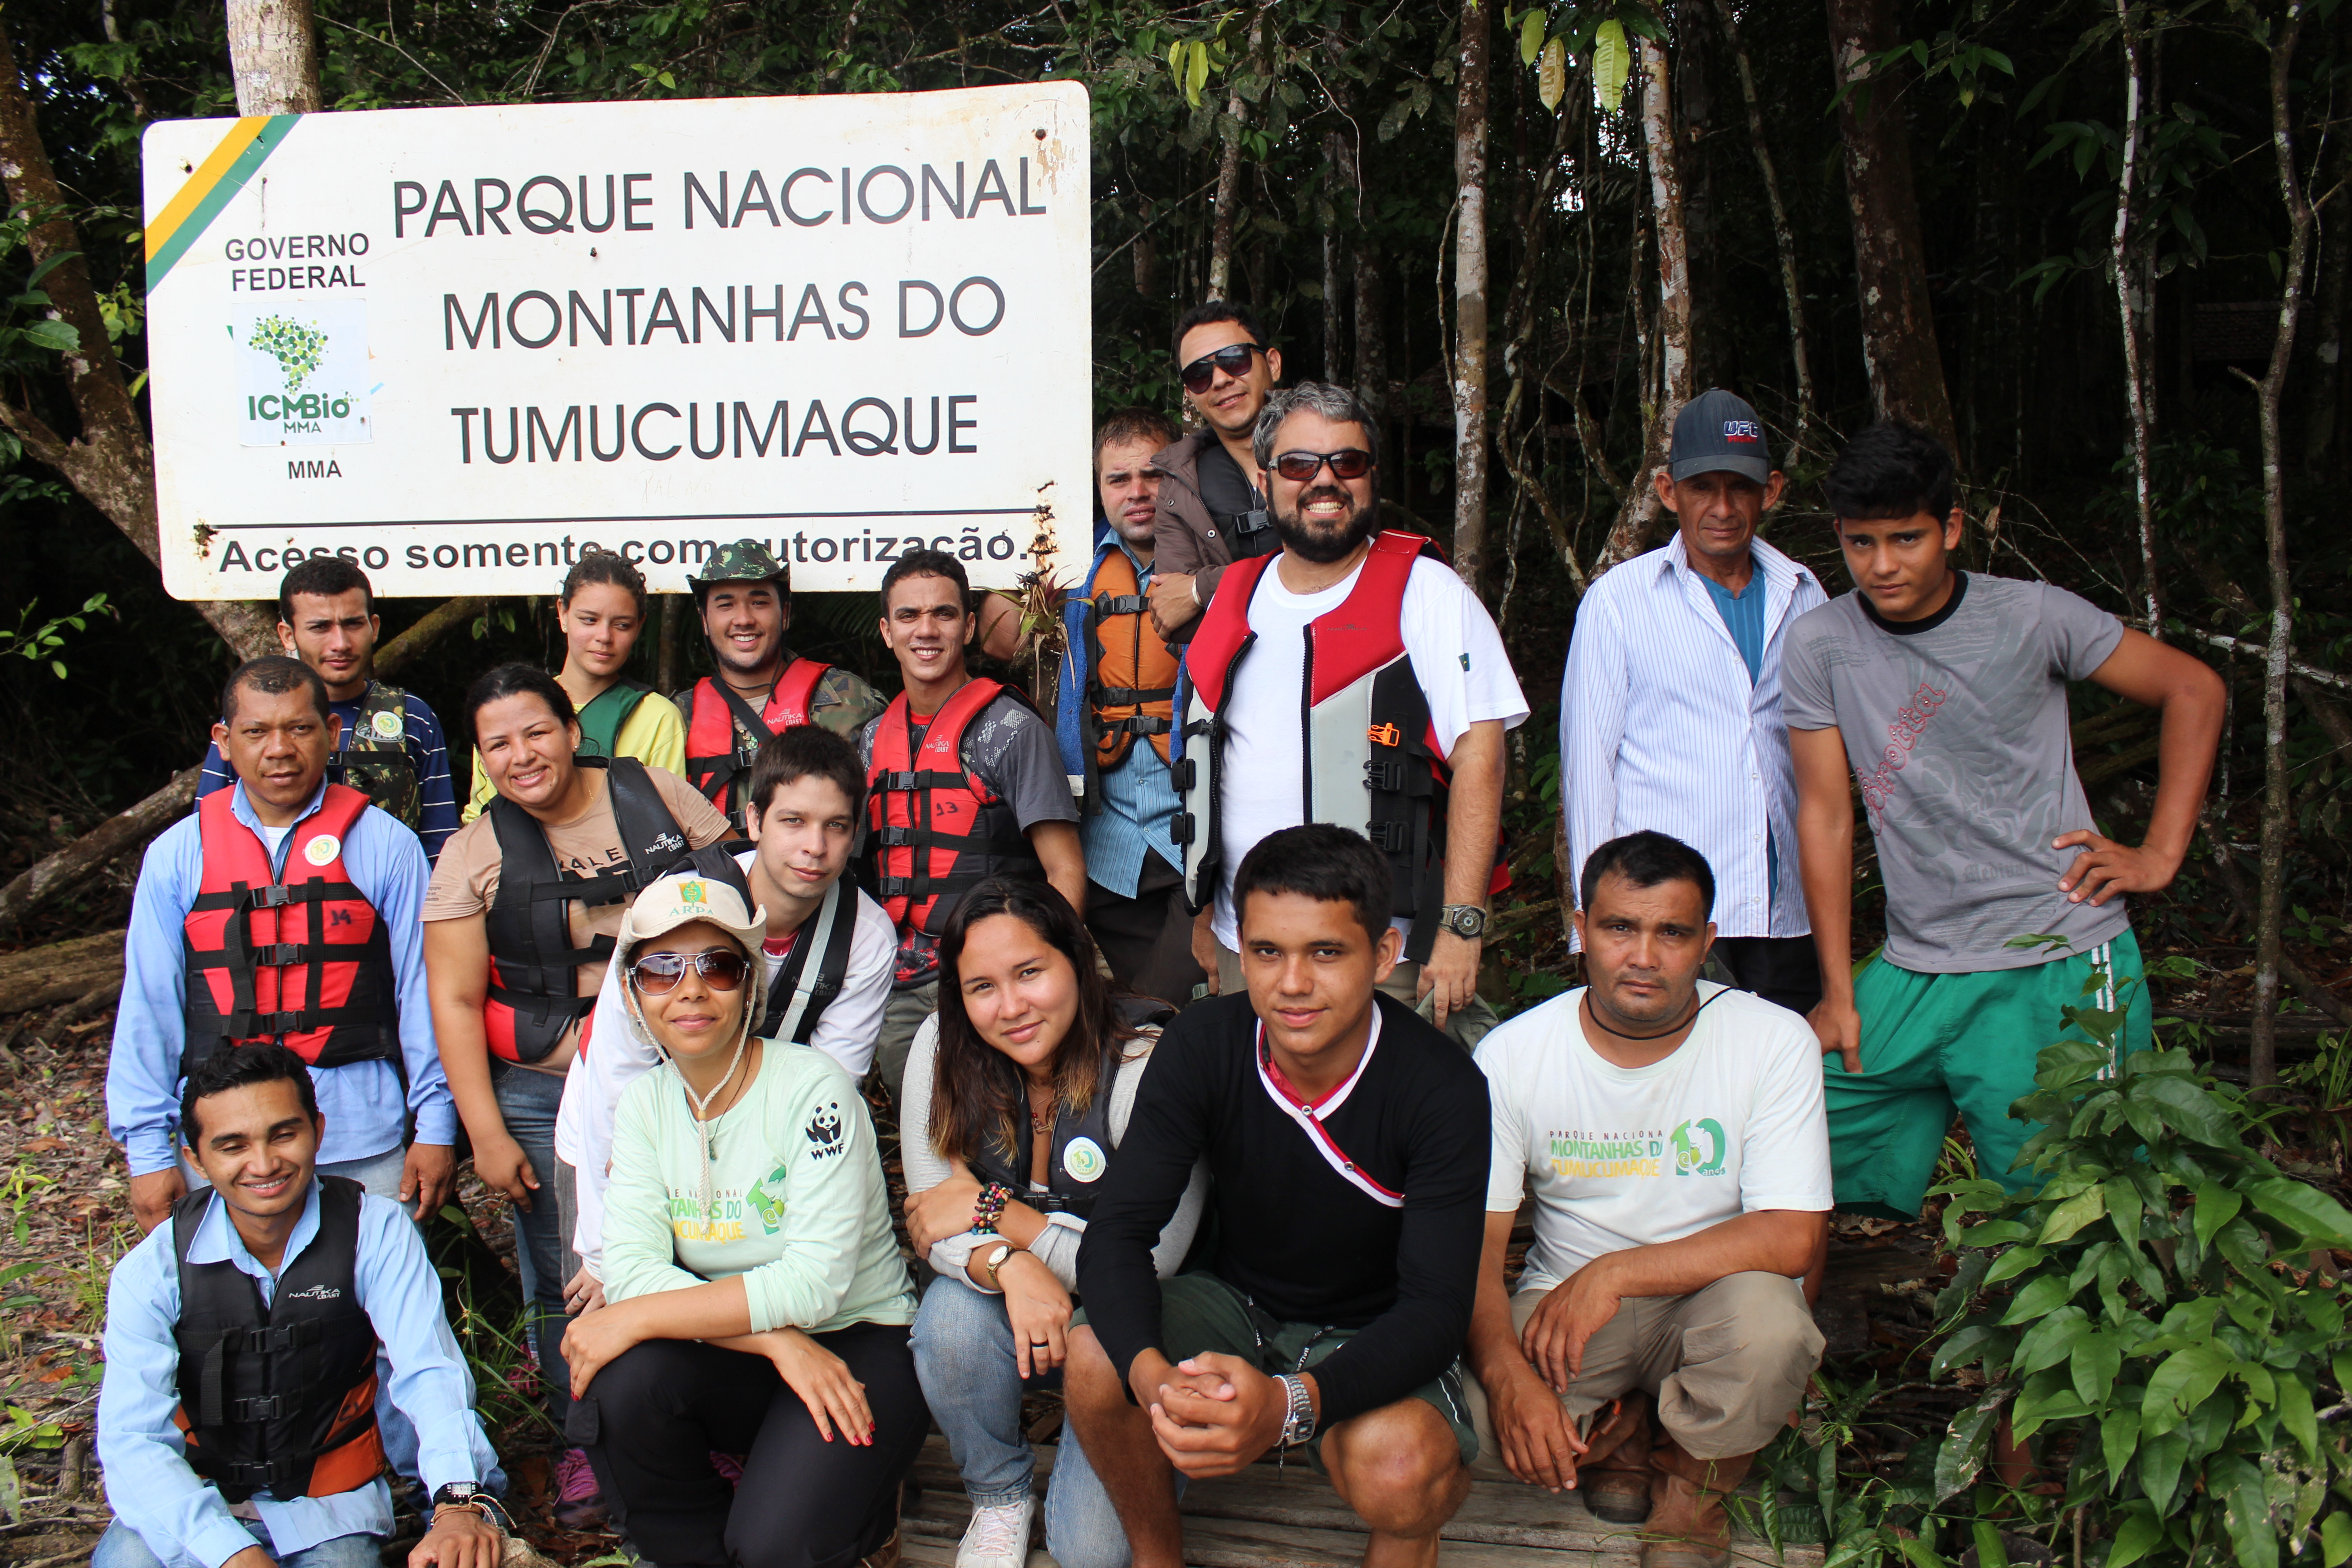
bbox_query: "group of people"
[90,295,2225,1568]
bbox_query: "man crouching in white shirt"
[1464,831,1828,1568]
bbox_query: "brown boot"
[1577,1393,1655,1524]
[1639,1439,1755,1568]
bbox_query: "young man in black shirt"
[1063,823,1490,1568]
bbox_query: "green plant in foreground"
[1928,964,2352,1568]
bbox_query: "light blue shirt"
[96,1182,499,1568]
[107,781,455,1178]
[1080,544,1183,897]
[1561,534,1826,940]
[1699,570,1767,686]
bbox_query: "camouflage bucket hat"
[690,539,791,589]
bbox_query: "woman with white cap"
[558,864,921,1568]
[901,878,1208,1568]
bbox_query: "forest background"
[0,0,2348,1562]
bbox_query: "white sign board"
[142,84,1091,598]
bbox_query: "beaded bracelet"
[969,1181,1013,1235]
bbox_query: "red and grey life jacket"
[484,756,691,1063]
[180,785,400,1080]
[864,681,1044,975]
[966,1000,1172,1222]
[171,1176,386,1503]
[1174,531,1464,965]
[1055,545,1180,812]
[683,661,830,832]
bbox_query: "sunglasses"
[629,950,750,994]
[1271,448,1375,482]
[1178,343,1266,393]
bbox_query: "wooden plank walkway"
[898,1435,1825,1568]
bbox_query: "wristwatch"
[430,1483,510,1534]
[982,1243,1016,1291]
[1275,1373,1318,1448]
[1439,904,1488,939]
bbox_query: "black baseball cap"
[1671,389,1773,484]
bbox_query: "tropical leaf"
[1591,19,1630,112]
[1538,36,1567,112]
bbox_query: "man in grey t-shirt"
[1782,422,2224,1217]
[859,549,1084,1104]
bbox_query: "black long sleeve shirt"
[1075,992,1491,1426]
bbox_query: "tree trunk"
[0,768,199,940]
[1715,0,1817,451]
[1825,0,1958,451]
[0,20,278,661]
[225,0,322,114]
[1450,0,1492,593]
[1598,34,1692,572]
[1206,10,1268,303]
[1323,128,1348,383]
[2242,0,2313,1089]
[2112,0,2161,635]
[1355,245,1387,421]
[374,596,490,681]
[0,931,127,1016]
[1673,0,1726,386]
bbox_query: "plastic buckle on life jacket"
[1171,812,1195,846]
[228,1394,292,1421]
[1171,758,1196,791]
[250,886,296,909]
[1367,722,1402,749]
[878,826,917,846]
[1364,759,1405,792]
[1365,820,1410,853]
[253,943,308,966]
[881,770,921,791]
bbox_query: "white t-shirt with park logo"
[1476,982,1832,1293]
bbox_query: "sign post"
[141,83,1091,598]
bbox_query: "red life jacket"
[180,784,400,1078]
[1175,531,1502,965]
[683,659,830,830]
[864,680,1044,972]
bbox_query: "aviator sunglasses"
[629,950,750,994]
[1178,342,1267,393]
[1270,448,1375,482]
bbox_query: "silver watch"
[1439,904,1488,939]
[1276,1373,1318,1448]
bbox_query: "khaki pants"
[874,980,939,1109]
[1215,944,1499,1049]
[1465,1274,1823,1473]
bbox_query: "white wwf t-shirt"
[1211,553,1529,950]
[1476,982,1832,1294]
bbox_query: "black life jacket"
[171,1176,385,1503]
[968,1000,1173,1222]
[765,878,862,1045]
[483,756,692,1062]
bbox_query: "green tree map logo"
[248,315,328,393]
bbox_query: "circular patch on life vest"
[370,708,405,741]
[304,833,342,867]
[1062,1137,1107,1183]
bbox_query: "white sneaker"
[954,1495,1037,1568]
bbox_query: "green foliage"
[1927,963,2352,1567]
[0,593,113,680]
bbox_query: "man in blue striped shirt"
[197,559,460,864]
[1561,389,1828,1015]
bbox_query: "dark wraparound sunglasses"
[1178,342,1267,393]
[630,950,750,993]
[1271,448,1375,482]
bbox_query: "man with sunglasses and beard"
[1146,302,1285,641]
[1174,383,1526,1046]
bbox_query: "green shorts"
[1075,1271,1478,1469]
[1826,928,2152,1219]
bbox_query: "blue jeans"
[908,1276,1133,1567]
[94,1517,380,1568]
[491,1060,572,1427]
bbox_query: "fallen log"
[0,765,197,940]
[0,930,125,1014]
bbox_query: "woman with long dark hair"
[902,879,1206,1568]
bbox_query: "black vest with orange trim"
[483,756,691,1063]
[180,785,400,1080]
[1055,545,1180,812]
[864,681,1044,973]
[683,660,830,831]
[171,1176,385,1504]
[1173,531,1460,965]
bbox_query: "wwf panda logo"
[804,1100,845,1160]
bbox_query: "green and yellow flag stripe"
[145,114,303,291]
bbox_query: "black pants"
[573,1323,927,1568]
[1712,933,1824,1018]
[1085,853,1203,1006]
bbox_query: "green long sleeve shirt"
[602,1041,914,1333]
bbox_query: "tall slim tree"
[225,0,322,113]
[1825,0,1958,451]
[1451,0,1492,592]
[1715,0,1817,451]
[2112,0,2161,635]
[1599,30,1693,570]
